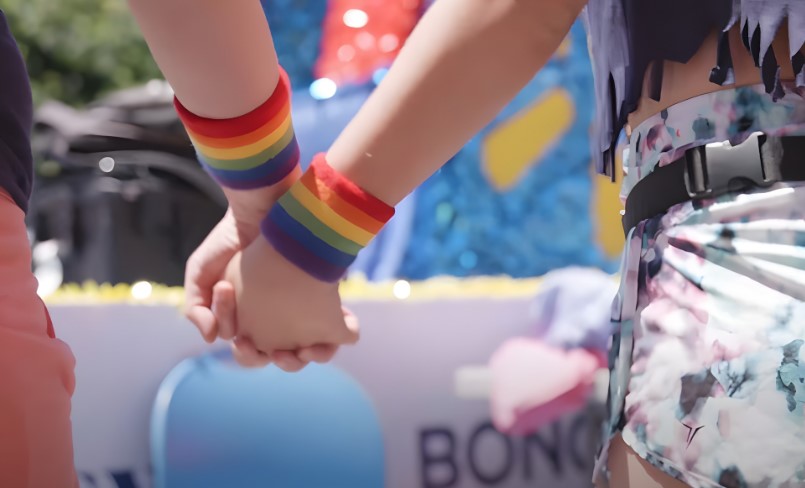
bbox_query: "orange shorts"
[0,189,77,487]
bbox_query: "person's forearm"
[127,0,301,227]
[326,0,586,205]
[127,0,279,118]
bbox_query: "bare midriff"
[628,25,800,131]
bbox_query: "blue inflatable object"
[151,351,385,488]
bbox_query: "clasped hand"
[182,187,359,371]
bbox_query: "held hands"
[183,185,277,343]
[223,238,359,370]
[183,186,360,371]
[177,71,364,370]
[183,149,393,371]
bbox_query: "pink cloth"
[0,190,77,487]
[489,338,605,435]
[487,267,615,435]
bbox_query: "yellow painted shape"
[592,153,625,258]
[482,88,574,191]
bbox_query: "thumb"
[183,216,240,338]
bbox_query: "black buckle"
[683,132,780,199]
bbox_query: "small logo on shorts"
[681,422,704,447]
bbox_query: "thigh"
[602,434,692,488]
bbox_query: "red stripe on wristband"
[262,153,395,282]
[174,69,292,139]
[174,66,300,190]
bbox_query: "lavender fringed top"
[583,0,805,179]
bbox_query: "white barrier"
[51,290,600,488]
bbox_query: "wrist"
[224,164,301,226]
[176,66,300,190]
[260,153,395,282]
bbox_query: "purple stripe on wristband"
[261,217,347,282]
[202,142,300,189]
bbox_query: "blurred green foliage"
[3,0,162,106]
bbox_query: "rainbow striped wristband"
[174,68,300,189]
[262,154,395,282]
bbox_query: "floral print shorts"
[596,85,805,488]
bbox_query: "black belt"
[622,132,805,234]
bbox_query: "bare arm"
[219,0,589,367]
[126,0,297,348]
[126,0,278,118]
[327,0,587,204]
[127,0,297,228]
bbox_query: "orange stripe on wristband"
[174,67,300,189]
[262,153,395,282]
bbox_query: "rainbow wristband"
[174,68,300,189]
[262,154,395,282]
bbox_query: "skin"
[223,0,588,371]
[127,0,330,366]
[629,24,799,128]
[127,1,799,485]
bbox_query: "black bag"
[28,81,227,286]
